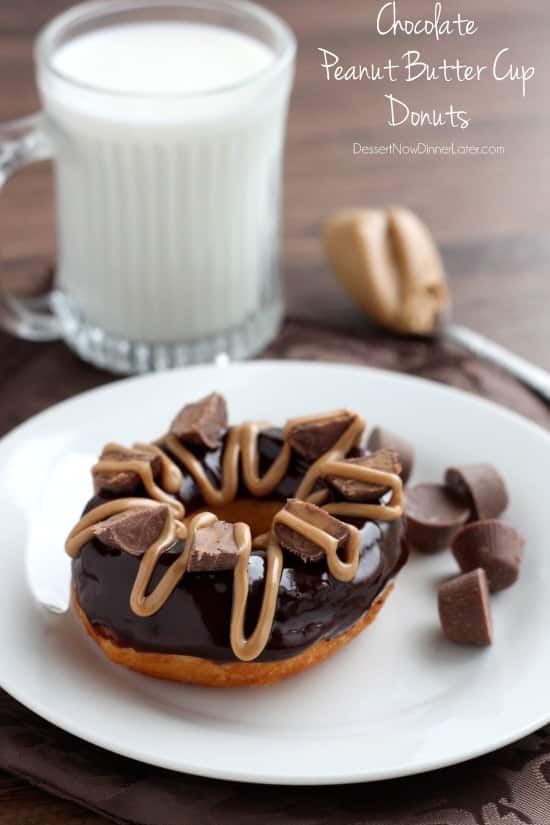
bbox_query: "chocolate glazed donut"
[67,397,409,687]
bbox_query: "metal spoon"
[443,323,550,404]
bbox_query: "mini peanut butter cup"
[367,427,415,484]
[444,463,508,521]
[93,505,169,556]
[274,499,349,563]
[187,521,242,573]
[452,520,525,593]
[405,483,470,553]
[438,569,493,646]
[285,411,355,462]
[93,445,162,495]
[170,392,228,450]
[326,448,401,502]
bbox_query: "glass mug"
[0,0,296,373]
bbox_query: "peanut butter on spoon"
[325,206,550,401]
[324,207,449,335]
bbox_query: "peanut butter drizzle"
[65,498,165,559]
[66,411,404,661]
[320,462,403,521]
[231,523,283,662]
[130,511,211,617]
[133,443,183,493]
[92,442,184,518]
[161,427,241,506]
[273,508,361,583]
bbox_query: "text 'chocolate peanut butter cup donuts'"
[66,393,409,687]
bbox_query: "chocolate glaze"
[72,428,407,663]
[171,428,322,512]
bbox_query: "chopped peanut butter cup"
[405,483,470,553]
[93,445,162,495]
[326,449,401,502]
[187,520,242,573]
[438,569,493,646]
[170,392,228,450]
[93,505,170,556]
[452,520,524,593]
[444,463,509,521]
[274,499,349,563]
[285,411,355,462]
[367,427,415,484]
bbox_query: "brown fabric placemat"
[1,321,550,825]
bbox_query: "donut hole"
[185,498,282,539]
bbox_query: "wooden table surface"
[0,0,549,821]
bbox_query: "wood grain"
[0,0,549,821]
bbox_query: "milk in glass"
[39,20,292,346]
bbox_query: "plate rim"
[2,676,550,786]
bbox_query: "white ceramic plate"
[0,361,549,786]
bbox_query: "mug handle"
[0,113,62,341]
